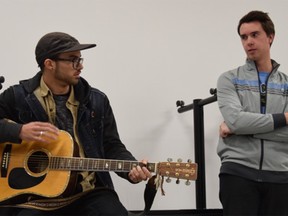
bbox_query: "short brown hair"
[237,11,275,37]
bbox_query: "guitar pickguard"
[9,168,45,189]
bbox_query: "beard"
[54,68,80,86]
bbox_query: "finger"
[142,167,152,178]
[141,159,148,165]
[136,166,148,180]
[41,131,59,141]
[32,130,44,142]
[41,125,59,134]
[133,167,145,181]
[34,123,59,140]
[128,171,139,183]
[140,160,151,179]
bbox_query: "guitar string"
[6,154,143,171]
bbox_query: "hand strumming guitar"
[19,121,59,143]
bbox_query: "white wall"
[1,0,288,211]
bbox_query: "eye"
[71,57,84,69]
[72,57,80,62]
[251,32,259,38]
[240,35,247,40]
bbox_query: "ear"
[269,34,275,45]
[43,59,56,70]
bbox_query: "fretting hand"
[128,160,152,183]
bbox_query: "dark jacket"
[0,71,136,189]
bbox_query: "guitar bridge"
[1,144,12,177]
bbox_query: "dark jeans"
[0,188,128,216]
[219,174,288,216]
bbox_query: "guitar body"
[0,130,74,203]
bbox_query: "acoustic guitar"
[0,130,197,204]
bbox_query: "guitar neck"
[49,157,157,173]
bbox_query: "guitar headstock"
[156,159,197,185]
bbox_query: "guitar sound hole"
[27,151,49,174]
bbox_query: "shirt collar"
[39,76,79,106]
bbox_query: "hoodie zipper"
[257,62,279,172]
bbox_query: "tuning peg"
[177,158,182,163]
[176,179,180,184]
[166,177,171,183]
[167,158,173,162]
[185,180,191,186]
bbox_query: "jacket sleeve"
[253,114,288,142]
[102,97,137,181]
[0,120,22,143]
[217,71,275,135]
[253,127,288,142]
[0,86,22,143]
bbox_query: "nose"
[76,62,84,70]
[246,36,254,46]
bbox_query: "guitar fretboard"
[49,157,156,173]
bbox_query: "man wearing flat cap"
[0,32,151,216]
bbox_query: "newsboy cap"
[35,32,96,67]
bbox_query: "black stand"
[136,89,222,215]
[176,88,218,210]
